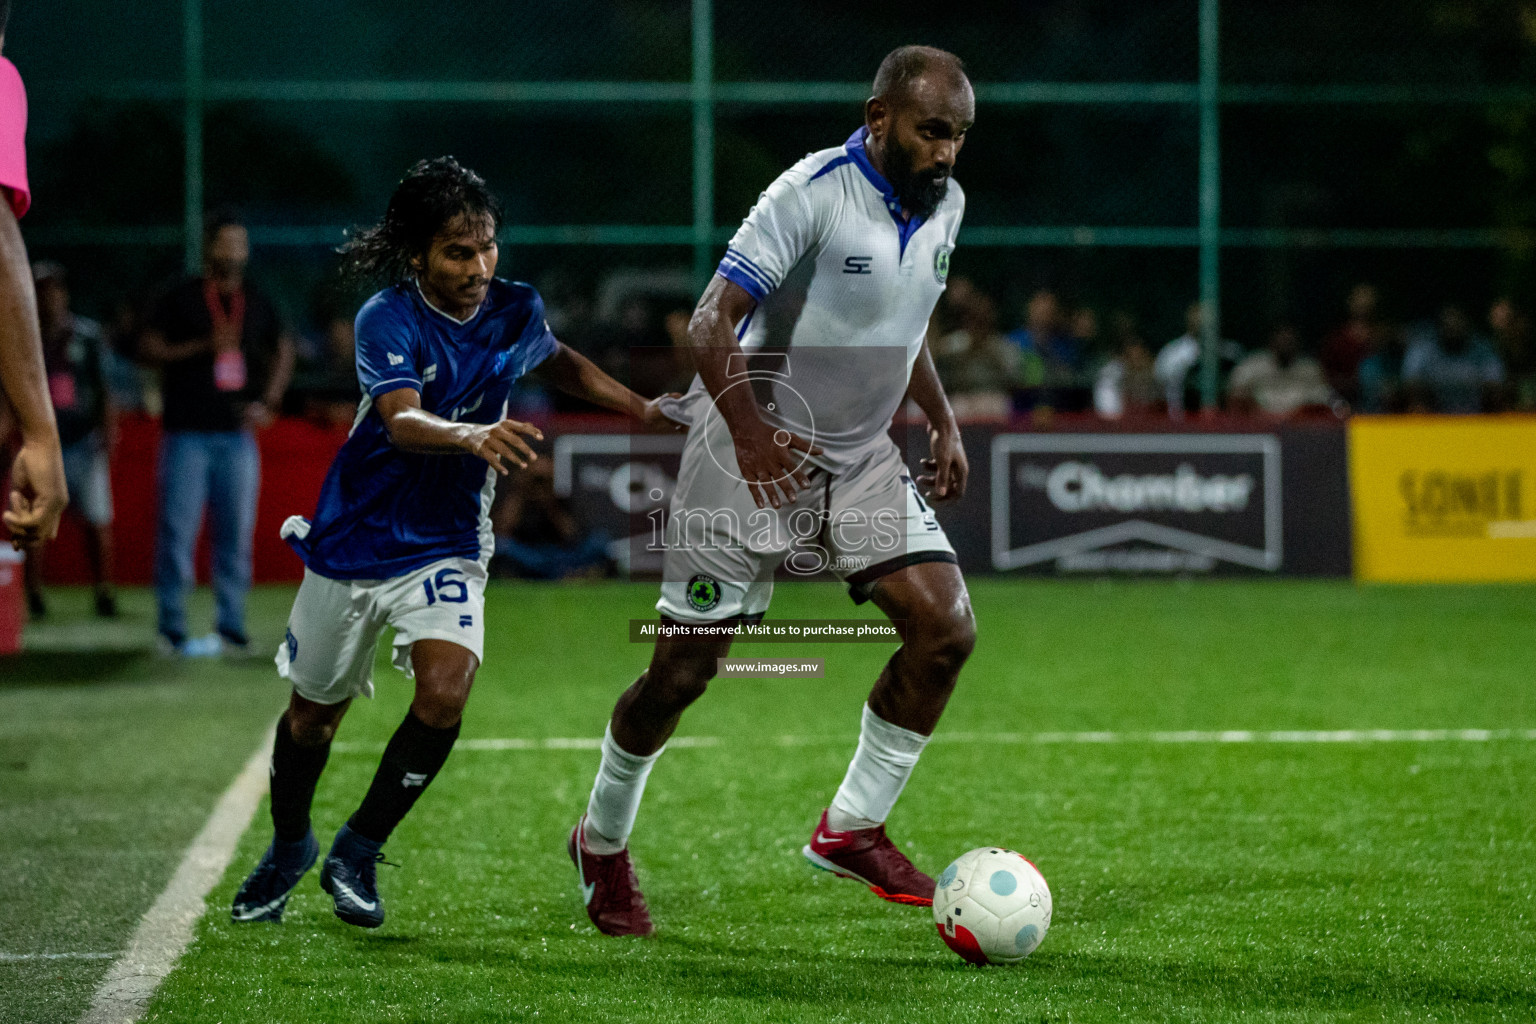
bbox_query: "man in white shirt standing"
[1154,301,1244,418]
[1227,324,1334,417]
[569,45,977,936]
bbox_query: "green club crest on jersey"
[687,574,721,613]
[933,245,953,285]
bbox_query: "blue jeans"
[155,430,260,643]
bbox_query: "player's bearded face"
[884,132,951,220]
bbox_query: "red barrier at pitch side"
[33,412,1357,584]
[38,414,349,585]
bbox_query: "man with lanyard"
[141,212,295,656]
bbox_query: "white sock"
[582,724,664,854]
[826,704,930,832]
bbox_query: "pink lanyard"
[204,280,249,393]
[203,279,246,334]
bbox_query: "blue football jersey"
[290,278,558,580]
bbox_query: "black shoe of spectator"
[219,628,254,660]
[26,590,45,619]
[94,589,118,618]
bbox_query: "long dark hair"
[338,156,502,284]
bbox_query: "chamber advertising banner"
[554,423,1353,579]
[983,428,1351,576]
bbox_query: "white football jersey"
[688,127,965,469]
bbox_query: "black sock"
[270,713,331,843]
[347,711,460,844]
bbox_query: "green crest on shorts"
[687,574,721,612]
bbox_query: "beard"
[884,137,951,219]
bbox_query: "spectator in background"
[1401,304,1504,413]
[290,312,358,427]
[1067,305,1100,363]
[1005,288,1083,408]
[1006,288,1068,360]
[1489,297,1534,410]
[654,305,698,395]
[663,307,691,353]
[490,458,611,580]
[1093,312,1159,419]
[99,296,149,412]
[1154,301,1244,418]
[1227,324,1333,418]
[931,276,1015,419]
[1356,326,1406,414]
[26,262,116,617]
[0,8,68,554]
[1320,283,1385,406]
[140,211,295,657]
[579,294,660,412]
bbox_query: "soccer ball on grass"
[932,847,1052,965]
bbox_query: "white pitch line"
[330,728,1536,755]
[79,725,275,1024]
[0,952,117,963]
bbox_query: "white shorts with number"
[275,557,487,706]
[656,436,956,623]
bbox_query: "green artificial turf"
[5,581,1534,1023]
[0,586,295,1024]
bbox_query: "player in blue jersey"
[231,157,680,928]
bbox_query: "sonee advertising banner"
[1349,417,1536,582]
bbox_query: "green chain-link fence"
[13,0,1536,407]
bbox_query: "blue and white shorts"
[275,556,487,706]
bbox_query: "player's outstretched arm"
[908,336,967,501]
[0,201,66,547]
[373,386,543,476]
[688,276,820,510]
[531,341,683,433]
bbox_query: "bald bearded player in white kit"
[569,45,979,936]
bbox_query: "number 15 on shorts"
[422,567,470,606]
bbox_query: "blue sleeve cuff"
[716,249,774,302]
[526,327,559,372]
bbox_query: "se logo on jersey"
[933,246,952,285]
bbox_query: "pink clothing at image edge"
[0,57,29,218]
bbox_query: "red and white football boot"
[801,808,935,906]
[568,815,655,936]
